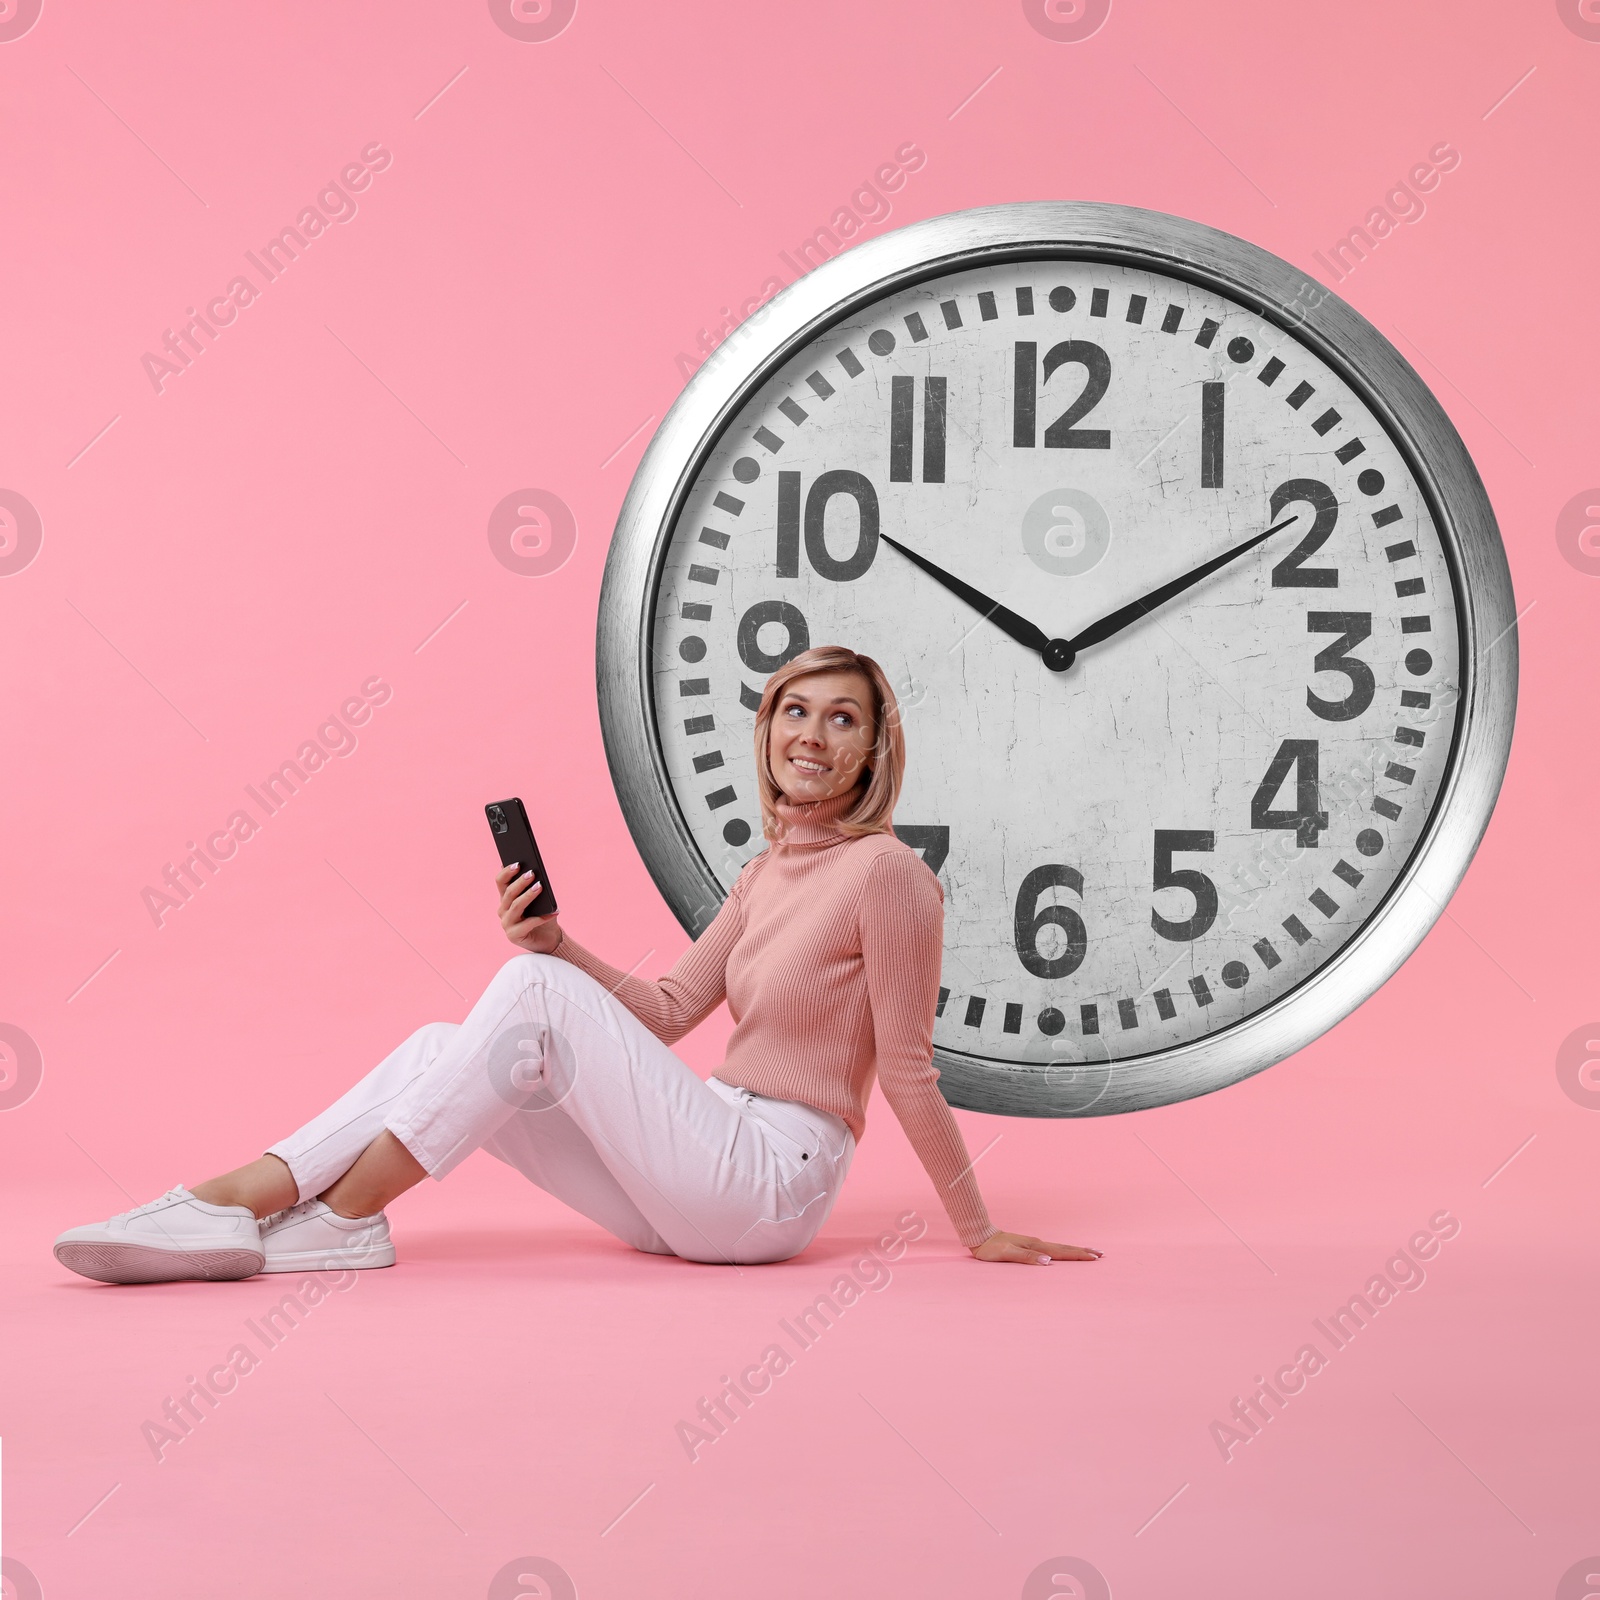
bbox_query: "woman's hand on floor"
[496,863,562,954]
[971,1229,1101,1264]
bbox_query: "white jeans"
[266,954,856,1265]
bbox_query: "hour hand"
[879,534,1073,668]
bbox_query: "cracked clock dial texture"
[649,258,1462,1068]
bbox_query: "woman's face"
[767,669,877,806]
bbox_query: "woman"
[54,646,1100,1282]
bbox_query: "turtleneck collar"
[767,787,860,849]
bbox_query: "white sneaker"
[53,1185,264,1284]
[258,1198,395,1272]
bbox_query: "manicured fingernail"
[1039,1254,1052,1263]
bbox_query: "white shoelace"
[259,1198,322,1231]
[110,1185,189,1225]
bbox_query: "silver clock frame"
[595,202,1517,1118]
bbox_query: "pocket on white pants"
[752,1101,853,1217]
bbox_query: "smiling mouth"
[789,756,830,774]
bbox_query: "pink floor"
[3,0,1597,1595]
[6,988,1596,1598]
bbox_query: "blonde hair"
[752,645,905,842]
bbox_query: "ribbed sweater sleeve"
[859,851,996,1250]
[550,870,748,1045]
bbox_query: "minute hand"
[1066,514,1297,658]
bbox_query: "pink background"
[2,2,1597,1597]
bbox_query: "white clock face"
[648,257,1463,1071]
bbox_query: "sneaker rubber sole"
[259,1241,396,1273]
[53,1240,265,1285]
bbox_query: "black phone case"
[485,798,558,918]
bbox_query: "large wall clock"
[596,202,1517,1118]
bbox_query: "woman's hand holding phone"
[496,863,562,954]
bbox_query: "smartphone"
[485,798,559,920]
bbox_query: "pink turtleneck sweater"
[551,789,995,1249]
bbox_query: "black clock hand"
[1062,514,1298,664]
[878,532,1068,665]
